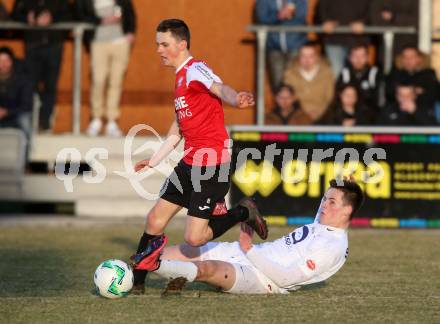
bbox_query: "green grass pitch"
[0,218,439,323]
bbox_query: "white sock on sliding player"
[154,260,198,282]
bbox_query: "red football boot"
[130,235,168,271]
[239,198,268,240]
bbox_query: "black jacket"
[317,0,370,47]
[0,61,33,118]
[386,68,439,107]
[336,63,383,109]
[0,2,8,20]
[321,103,375,126]
[378,101,436,126]
[75,0,136,47]
[369,0,419,55]
[11,0,72,46]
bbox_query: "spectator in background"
[336,44,383,110]
[255,0,308,93]
[0,0,10,38]
[76,0,136,137]
[283,42,334,123]
[0,46,33,147]
[386,46,438,108]
[265,84,311,125]
[0,1,8,20]
[317,0,370,77]
[12,0,71,132]
[321,83,374,126]
[369,0,419,62]
[379,83,436,126]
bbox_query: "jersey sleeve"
[245,243,338,288]
[186,62,222,90]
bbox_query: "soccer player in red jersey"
[130,19,268,293]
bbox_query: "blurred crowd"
[0,0,438,148]
[0,0,136,141]
[260,0,440,127]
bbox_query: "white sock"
[154,260,198,282]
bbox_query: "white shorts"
[199,241,288,294]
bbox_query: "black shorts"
[160,160,231,220]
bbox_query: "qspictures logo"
[54,124,387,200]
[55,124,186,200]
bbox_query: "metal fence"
[0,0,435,132]
[248,0,435,125]
[248,25,420,125]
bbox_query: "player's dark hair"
[400,45,421,56]
[336,82,360,95]
[276,84,295,95]
[299,41,324,58]
[396,79,415,88]
[300,40,320,52]
[0,46,15,60]
[349,43,369,54]
[396,81,416,94]
[329,179,364,219]
[156,19,190,49]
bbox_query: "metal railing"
[0,22,94,134]
[248,25,419,125]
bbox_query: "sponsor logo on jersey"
[284,235,292,246]
[175,96,189,110]
[291,226,309,244]
[198,205,210,211]
[306,259,316,271]
[174,96,192,120]
[212,202,228,216]
[195,63,214,81]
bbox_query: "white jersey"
[198,220,348,294]
[246,222,348,291]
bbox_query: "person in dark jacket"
[0,0,10,38]
[0,1,8,20]
[386,46,438,108]
[11,0,71,132]
[336,44,383,110]
[265,84,312,125]
[0,46,33,154]
[76,0,136,137]
[255,0,308,93]
[317,0,370,77]
[379,83,436,126]
[369,0,419,63]
[321,83,374,126]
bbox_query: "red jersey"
[174,57,231,166]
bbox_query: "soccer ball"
[94,259,134,299]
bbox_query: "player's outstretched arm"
[244,247,310,289]
[240,224,308,287]
[210,82,255,108]
[240,224,310,288]
[134,120,182,172]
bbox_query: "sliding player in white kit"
[139,178,364,294]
